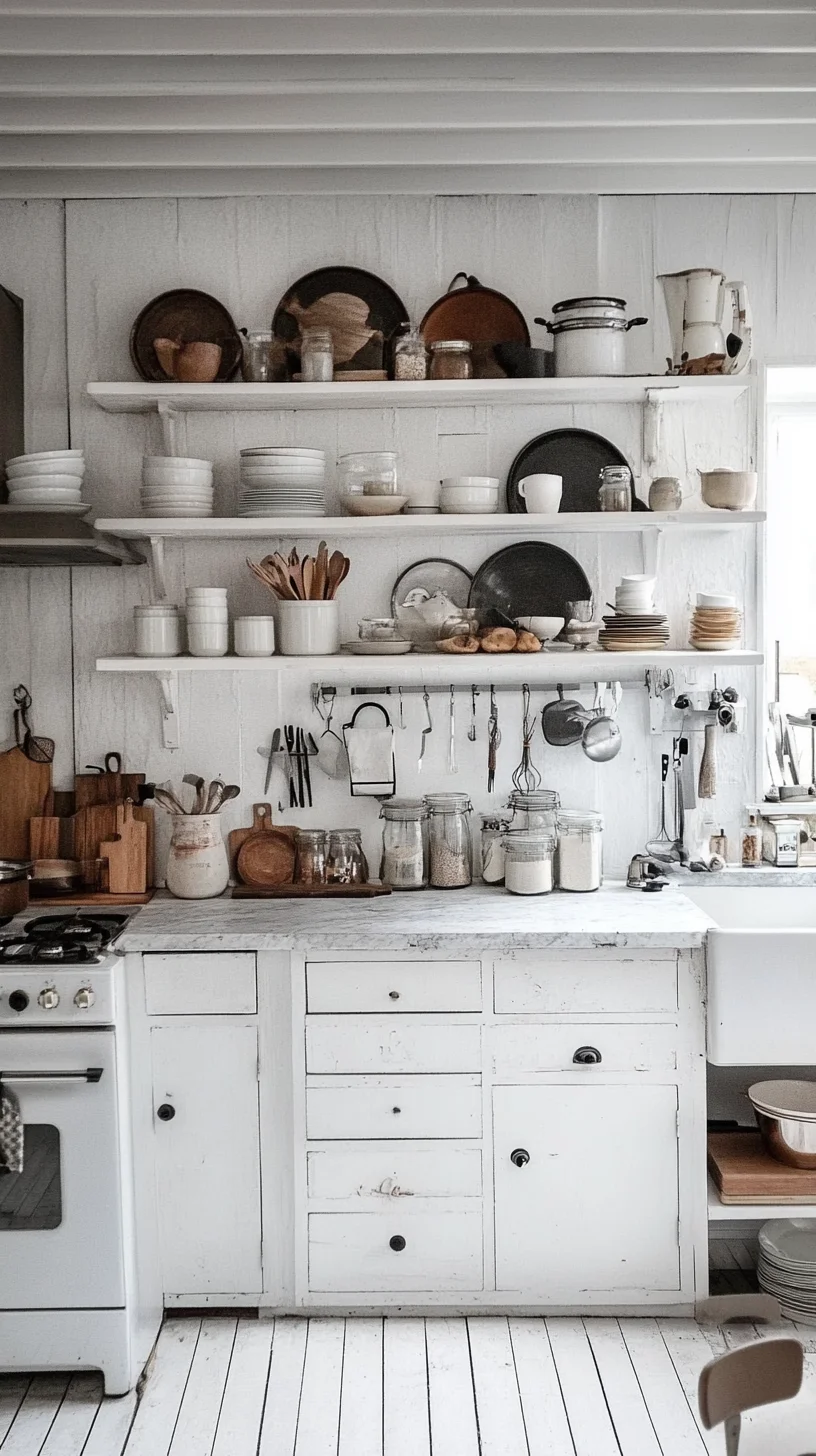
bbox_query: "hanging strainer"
[13,684,55,764]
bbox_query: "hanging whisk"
[512,684,541,794]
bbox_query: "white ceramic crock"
[278,600,340,655]
[165,814,229,899]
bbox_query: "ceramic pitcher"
[165,813,229,899]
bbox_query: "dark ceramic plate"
[130,289,243,382]
[273,267,409,375]
[468,541,592,622]
[506,426,648,513]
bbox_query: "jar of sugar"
[502,831,556,896]
[557,810,603,892]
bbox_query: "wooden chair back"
[698,1339,804,1456]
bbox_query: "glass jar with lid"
[507,789,560,832]
[338,450,398,500]
[295,829,327,885]
[429,340,473,381]
[300,327,333,383]
[557,810,603,892]
[393,328,428,382]
[425,793,473,888]
[380,799,428,890]
[598,464,633,512]
[326,829,369,885]
[241,330,287,383]
[481,814,511,885]
[502,831,556,895]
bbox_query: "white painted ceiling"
[2,1,816,196]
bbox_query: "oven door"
[0,1029,126,1309]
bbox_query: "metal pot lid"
[550,316,628,333]
[552,295,626,313]
[0,859,33,881]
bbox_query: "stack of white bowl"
[5,450,87,512]
[142,456,214,518]
[239,447,325,517]
[185,587,228,657]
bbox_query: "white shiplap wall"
[2,189,810,876]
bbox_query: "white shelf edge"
[708,1176,816,1223]
[97,649,764,678]
[87,375,752,414]
[95,511,766,541]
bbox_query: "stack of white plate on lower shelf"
[4,450,89,513]
[141,456,214,518]
[758,1219,816,1324]
[239,447,325,517]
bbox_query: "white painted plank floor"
[3,1314,816,1456]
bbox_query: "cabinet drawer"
[144,953,257,1015]
[306,960,481,1013]
[308,1211,483,1292]
[307,1142,483,1200]
[494,952,677,1016]
[306,1019,481,1074]
[492,1022,677,1075]
[306,1076,482,1139]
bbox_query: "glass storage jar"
[358,617,399,642]
[507,789,560,832]
[429,340,473,381]
[394,328,428,382]
[300,327,333,383]
[327,829,368,884]
[380,799,428,890]
[481,814,511,885]
[295,829,327,885]
[425,793,473,888]
[502,831,556,895]
[338,450,398,499]
[598,464,633,512]
[557,810,603,892]
[241,330,287,383]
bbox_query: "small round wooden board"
[236,828,296,888]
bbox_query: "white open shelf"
[708,1176,816,1223]
[87,376,752,415]
[96,511,766,541]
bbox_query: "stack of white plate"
[4,450,89,513]
[758,1219,816,1324]
[239,447,325,517]
[141,456,214,518]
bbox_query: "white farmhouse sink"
[684,886,816,1065]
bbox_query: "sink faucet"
[627,854,670,890]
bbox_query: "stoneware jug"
[165,813,229,899]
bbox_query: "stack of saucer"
[599,573,670,652]
[4,450,89,514]
[690,592,742,651]
[141,456,214,518]
[758,1219,816,1325]
[239,447,325,517]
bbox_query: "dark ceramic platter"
[130,289,243,382]
[273,267,409,374]
[506,426,648,513]
[468,541,592,622]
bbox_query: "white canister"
[134,605,181,657]
[278,600,340,656]
[165,814,229,899]
[234,615,276,656]
[187,620,229,657]
[517,473,562,513]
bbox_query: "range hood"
[0,512,145,567]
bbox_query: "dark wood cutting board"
[0,745,51,858]
[74,769,146,810]
[233,883,391,898]
[708,1130,816,1203]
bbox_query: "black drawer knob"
[510,1148,530,1167]
[389,990,400,1000]
[157,1103,176,1121]
[389,1235,406,1252]
[392,1106,401,1114]
[573,1046,602,1065]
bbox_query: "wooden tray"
[232,883,391,899]
[708,1130,816,1203]
[29,891,154,907]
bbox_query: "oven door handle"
[0,1068,103,1083]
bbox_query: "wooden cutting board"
[68,802,155,888]
[236,829,296,888]
[708,1130,816,1203]
[0,745,51,858]
[74,768,145,809]
[29,815,63,860]
[233,882,391,898]
[227,802,297,878]
[100,801,148,894]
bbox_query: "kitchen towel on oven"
[0,1081,23,1175]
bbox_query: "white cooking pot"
[535,297,648,377]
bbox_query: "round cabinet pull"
[389,1235,406,1252]
[510,1148,530,1168]
[392,1106,401,1114]
[156,1103,176,1121]
[573,1045,602,1065]
[389,990,400,1000]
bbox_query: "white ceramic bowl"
[143,470,213,491]
[441,475,500,491]
[402,478,442,509]
[185,607,229,622]
[697,591,737,609]
[10,490,84,505]
[619,574,656,588]
[6,460,84,479]
[515,615,565,641]
[9,475,84,492]
[6,450,84,466]
[440,486,500,515]
[144,455,212,470]
[187,622,229,657]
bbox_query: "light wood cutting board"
[68,802,155,888]
[100,801,148,895]
[708,1130,816,1203]
[0,745,51,859]
[227,802,297,878]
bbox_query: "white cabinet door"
[493,1084,680,1295]
[151,1022,262,1297]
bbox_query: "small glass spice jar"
[327,829,368,884]
[741,812,763,868]
[241,330,287,383]
[598,464,633,512]
[394,328,428,382]
[481,814,511,885]
[425,793,473,888]
[557,810,603,892]
[502,831,556,896]
[380,799,428,890]
[300,327,333,383]
[429,340,473,381]
[295,829,327,885]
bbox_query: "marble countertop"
[117,882,713,953]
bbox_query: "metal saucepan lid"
[552,296,627,314]
[0,859,33,882]
[546,316,648,334]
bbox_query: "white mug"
[518,473,562,513]
[234,615,276,657]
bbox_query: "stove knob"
[74,987,95,1010]
[38,987,60,1010]
[8,990,29,1013]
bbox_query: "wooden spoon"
[302,557,315,600]
[314,540,329,599]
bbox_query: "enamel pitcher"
[658,268,752,374]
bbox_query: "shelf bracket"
[641,525,663,579]
[148,535,168,602]
[157,400,179,457]
[156,672,180,751]
[643,389,663,468]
